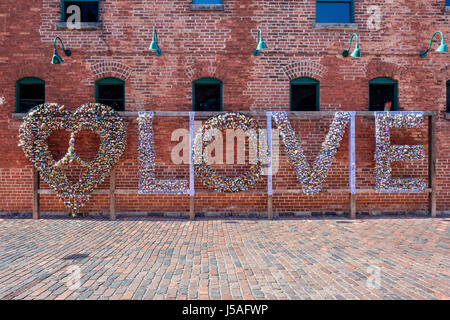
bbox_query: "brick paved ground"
[0,216,448,300]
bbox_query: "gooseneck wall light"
[253,29,268,56]
[342,33,361,58]
[149,28,162,56]
[51,36,72,65]
[419,31,448,58]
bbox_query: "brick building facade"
[0,0,449,216]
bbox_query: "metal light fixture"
[419,31,448,58]
[342,33,361,58]
[149,28,162,56]
[253,29,268,56]
[52,36,72,65]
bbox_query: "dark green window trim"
[290,77,320,111]
[369,77,399,111]
[446,80,450,113]
[16,77,45,113]
[316,0,354,23]
[192,77,223,112]
[95,77,125,112]
[61,0,100,23]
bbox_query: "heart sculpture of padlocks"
[19,103,127,214]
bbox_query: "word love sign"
[137,111,426,196]
[19,104,426,214]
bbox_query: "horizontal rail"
[12,111,436,120]
[37,188,433,195]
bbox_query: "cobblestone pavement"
[0,216,448,300]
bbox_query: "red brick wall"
[0,0,449,215]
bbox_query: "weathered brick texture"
[0,0,449,215]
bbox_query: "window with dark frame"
[16,78,45,113]
[62,0,99,23]
[447,80,450,113]
[369,77,398,111]
[290,77,320,112]
[95,78,125,112]
[316,0,354,23]
[193,78,222,112]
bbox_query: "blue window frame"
[316,0,354,23]
[61,0,99,23]
[290,77,320,111]
[192,0,222,3]
[95,78,125,112]
[193,78,222,112]
[369,77,398,111]
[16,77,45,113]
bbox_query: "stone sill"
[12,113,26,119]
[189,4,224,11]
[313,23,358,30]
[55,22,102,30]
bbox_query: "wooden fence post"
[267,195,273,220]
[110,168,116,220]
[189,196,195,220]
[32,167,40,220]
[350,193,356,219]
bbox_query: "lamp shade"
[350,45,362,58]
[256,33,268,51]
[436,39,448,53]
[51,52,64,65]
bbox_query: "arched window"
[290,77,320,111]
[16,77,45,113]
[95,77,125,111]
[446,80,450,113]
[369,77,398,111]
[193,77,222,112]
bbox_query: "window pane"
[19,84,45,112]
[291,85,317,111]
[194,84,221,111]
[98,84,123,100]
[64,1,99,22]
[317,2,351,23]
[447,0,450,6]
[97,84,124,111]
[98,99,124,111]
[20,84,45,100]
[369,84,395,111]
